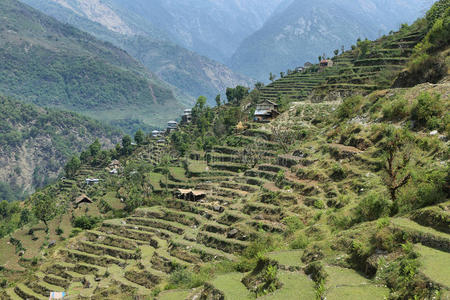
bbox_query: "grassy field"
[210,272,251,299]
[158,289,192,300]
[261,271,315,299]
[415,244,450,288]
[267,250,304,267]
[324,266,389,300]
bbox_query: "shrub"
[282,216,304,235]
[336,95,363,120]
[411,92,443,129]
[275,170,285,188]
[397,166,448,212]
[73,216,101,230]
[168,267,204,289]
[304,261,327,283]
[69,228,82,238]
[382,96,410,120]
[328,214,353,230]
[349,240,374,273]
[290,233,309,249]
[355,192,391,222]
[55,227,63,235]
[313,199,325,209]
[0,279,7,288]
[375,227,396,252]
[244,234,279,259]
[330,163,347,181]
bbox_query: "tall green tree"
[32,193,57,232]
[269,72,276,82]
[89,139,101,157]
[215,94,221,107]
[226,86,249,104]
[64,156,81,179]
[159,155,171,194]
[134,129,145,145]
[122,135,133,155]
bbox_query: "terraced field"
[259,27,425,103]
[1,11,449,299]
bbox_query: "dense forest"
[0,0,189,130]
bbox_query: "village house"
[182,109,192,123]
[106,159,121,175]
[151,130,163,138]
[74,194,93,208]
[85,178,100,185]
[166,120,178,133]
[109,160,121,169]
[254,100,280,122]
[320,59,333,69]
[174,189,207,202]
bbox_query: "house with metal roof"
[254,100,280,122]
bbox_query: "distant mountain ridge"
[0,0,190,131]
[21,0,256,103]
[0,94,121,197]
[230,0,437,80]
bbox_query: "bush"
[330,163,347,181]
[55,227,63,235]
[244,234,279,259]
[397,166,448,212]
[314,199,325,209]
[69,228,82,237]
[0,279,7,288]
[168,267,205,289]
[275,170,285,188]
[382,96,410,120]
[290,233,309,249]
[73,215,101,230]
[411,92,443,130]
[355,192,391,222]
[336,95,364,120]
[304,261,327,283]
[375,227,396,252]
[282,216,304,235]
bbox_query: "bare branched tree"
[381,129,415,205]
[271,123,297,153]
[238,138,267,168]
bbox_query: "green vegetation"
[0,0,187,131]
[0,2,449,300]
[31,192,57,232]
[396,0,450,87]
[0,95,121,197]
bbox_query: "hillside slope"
[0,95,121,199]
[0,0,189,130]
[21,0,254,103]
[0,2,448,300]
[230,0,436,81]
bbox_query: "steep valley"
[0,95,121,198]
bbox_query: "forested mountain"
[230,0,437,80]
[0,0,190,131]
[21,0,255,103]
[0,95,121,199]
